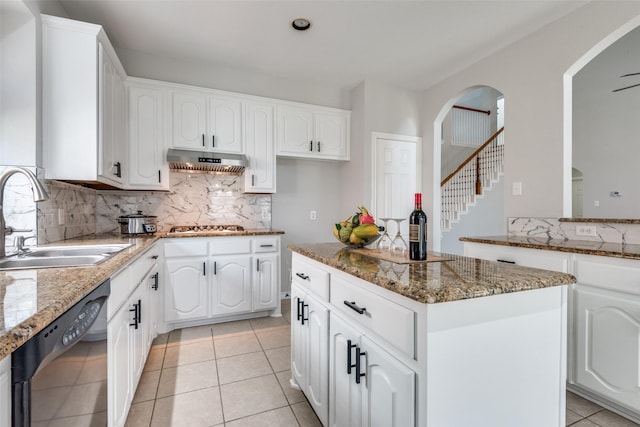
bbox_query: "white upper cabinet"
[127,79,169,190]
[170,89,243,154]
[244,101,276,193]
[276,104,350,161]
[42,15,127,187]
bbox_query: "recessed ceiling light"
[291,18,311,31]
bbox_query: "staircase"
[441,127,504,232]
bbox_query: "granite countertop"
[0,230,284,360]
[288,242,575,305]
[460,235,640,260]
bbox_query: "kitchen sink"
[0,244,131,270]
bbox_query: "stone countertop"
[459,235,640,260]
[0,230,284,361]
[288,242,575,305]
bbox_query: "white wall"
[573,26,640,218]
[421,2,640,250]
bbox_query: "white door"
[575,286,640,412]
[372,134,418,238]
[211,255,252,315]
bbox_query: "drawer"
[331,274,415,358]
[574,255,640,296]
[253,237,279,253]
[164,238,208,257]
[130,244,159,285]
[464,242,570,273]
[291,254,329,301]
[209,237,251,255]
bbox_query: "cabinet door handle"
[317,141,321,152]
[497,259,516,264]
[256,258,260,272]
[137,299,142,325]
[355,346,366,384]
[114,161,122,178]
[252,174,255,186]
[213,261,217,275]
[344,300,366,315]
[309,141,313,151]
[151,272,159,290]
[203,262,206,276]
[129,302,139,329]
[212,135,215,147]
[202,134,205,147]
[151,255,159,260]
[295,272,309,281]
[301,302,309,325]
[296,299,303,323]
[260,244,273,248]
[347,339,357,375]
[158,170,161,183]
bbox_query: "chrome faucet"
[0,167,49,258]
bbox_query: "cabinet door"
[306,293,330,426]
[574,286,640,412]
[244,101,276,193]
[130,286,147,389]
[361,336,415,427]
[0,356,10,427]
[211,255,252,315]
[208,95,243,153]
[171,90,207,150]
[314,112,349,160]
[128,83,167,190]
[99,43,126,185]
[108,301,133,427]
[291,286,307,390]
[330,314,363,427]
[164,258,209,322]
[145,265,160,349]
[253,254,279,311]
[276,106,314,156]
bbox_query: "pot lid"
[119,210,157,219]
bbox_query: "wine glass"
[390,218,408,255]
[376,218,392,250]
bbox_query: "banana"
[352,224,379,239]
[349,232,363,245]
[333,224,341,239]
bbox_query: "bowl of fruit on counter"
[333,206,383,248]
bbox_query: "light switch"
[512,181,522,196]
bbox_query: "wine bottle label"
[409,224,421,242]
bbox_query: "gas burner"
[169,225,245,233]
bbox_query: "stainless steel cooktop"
[168,225,245,233]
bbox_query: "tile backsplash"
[1,166,40,250]
[508,217,640,245]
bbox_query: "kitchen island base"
[289,247,572,427]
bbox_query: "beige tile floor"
[125,299,322,427]
[126,299,640,427]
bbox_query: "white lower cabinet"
[0,356,10,427]
[107,244,160,427]
[163,236,281,327]
[330,312,415,427]
[291,284,330,426]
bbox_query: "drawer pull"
[151,255,159,260]
[151,272,159,291]
[301,302,309,325]
[296,272,310,281]
[497,259,516,264]
[355,346,366,384]
[260,244,274,248]
[344,300,366,315]
[347,339,357,375]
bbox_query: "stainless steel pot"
[117,211,157,235]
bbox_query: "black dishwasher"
[12,279,110,426]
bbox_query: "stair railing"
[441,127,505,231]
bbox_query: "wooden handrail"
[441,127,505,187]
[453,105,491,115]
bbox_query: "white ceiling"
[57,0,589,91]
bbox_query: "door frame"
[370,132,422,220]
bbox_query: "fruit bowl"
[334,232,382,248]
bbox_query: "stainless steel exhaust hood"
[167,148,248,175]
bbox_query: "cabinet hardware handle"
[309,141,313,151]
[347,340,357,375]
[252,174,255,186]
[260,244,273,248]
[317,141,321,152]
[152,272,159,290]
[151,255,159,260]
[129,302,139,329]
[202,134,205,147]
[344,300,366,315]
[137,299,142,325]
[497,259,516,264]
[295,272,310,281]
[212,135,215,147]
[114,162,122,178]
[213,261,217,275]
[355,346,366,384]
[301,302,309,325]
[296,299,303,323]
[256,259,260,272]
[203,262,206,276]
[158,170,161,183]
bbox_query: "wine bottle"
[409,193,427,260]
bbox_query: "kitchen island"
[288,242,576,427]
